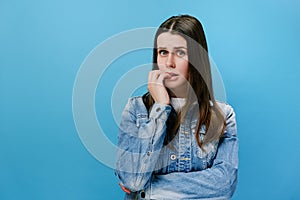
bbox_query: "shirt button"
[170,154,176,160]
[156,107,161,112]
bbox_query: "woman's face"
[156,32,189,96]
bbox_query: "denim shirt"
[115,96,238,200]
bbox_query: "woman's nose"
[166,53,175,68]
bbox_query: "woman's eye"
[159,50,168,56]
[176,50,186,57]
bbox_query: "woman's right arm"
[115,98,171,192]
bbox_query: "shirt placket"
[178,120,192,172]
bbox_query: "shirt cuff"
[149,103,171,121]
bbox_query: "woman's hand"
[148,70,171,105]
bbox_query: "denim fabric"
[115,96,238,200]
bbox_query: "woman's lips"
[165,72,179,81]
[166,72,179,77]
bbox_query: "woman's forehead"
[157,32,187,49]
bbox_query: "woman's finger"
[149,70,163,86]
[157,72,171,83]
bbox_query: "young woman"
[115,15,238,200]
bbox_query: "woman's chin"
[164,81,187,91]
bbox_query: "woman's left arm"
[147,105,238,200]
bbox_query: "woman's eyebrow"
[174,46,187,50]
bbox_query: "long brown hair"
[142,15,226,148]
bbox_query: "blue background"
[1,0,300,199]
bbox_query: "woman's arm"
[146,105,238,200]
[115,98,171,192]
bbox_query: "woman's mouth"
[166,72,179,77]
